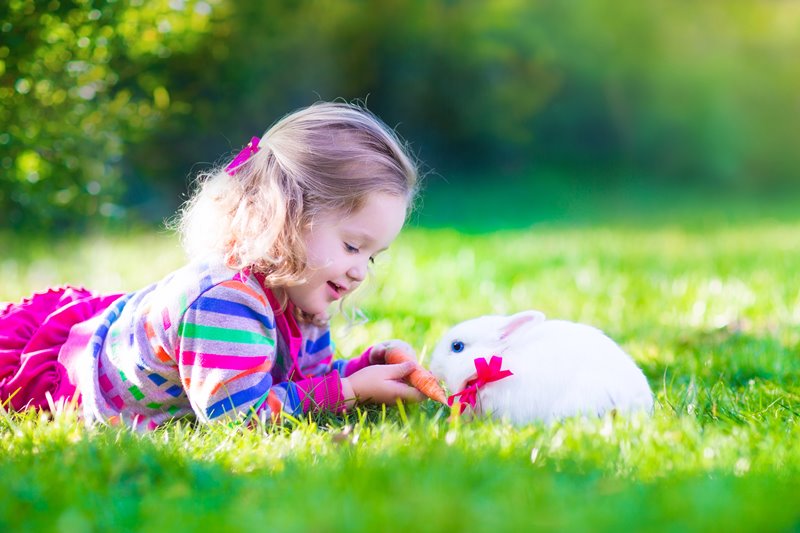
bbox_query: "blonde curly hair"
[175,101,419,290]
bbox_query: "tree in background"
[129,0,800,210]
[0,0,217,229]
[3,0,799,231]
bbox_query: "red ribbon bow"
[447,355,513,413]
[225,136,261,176]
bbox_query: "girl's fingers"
[382,361,417,379]
[390,381,426,402]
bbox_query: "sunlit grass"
[1,199,800,531]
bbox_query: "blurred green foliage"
[0,0,217,228]
[2,0,799,230]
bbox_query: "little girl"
[0,101,425,430]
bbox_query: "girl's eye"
[346,243,375,264]
[451,341,465,353]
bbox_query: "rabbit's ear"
[500,310,546,340]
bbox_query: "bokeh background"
[2,0,799,231]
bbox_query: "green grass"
[2,183,800,532]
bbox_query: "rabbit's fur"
[429,311,653,424]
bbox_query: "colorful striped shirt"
[72,259,373,430]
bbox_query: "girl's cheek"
[305,248,329,268]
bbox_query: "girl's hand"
[368,339,416,365]
[341,362,425,408]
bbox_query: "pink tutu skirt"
[0,287,122,411]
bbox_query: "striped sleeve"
[269,373,345,417]
[299,327,336,377]
[274,323,347,416]
[294,320,376,393]
[177,280,279,423]
[297,323,372,378]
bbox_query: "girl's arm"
[176,281,347,422]
[176,281,279,423]
[340,361,425,408]
[295,326,423,410]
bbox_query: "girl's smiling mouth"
[327,281,346,299]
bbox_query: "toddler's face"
[285,192,407,317]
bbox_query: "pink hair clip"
[225,136,261,176]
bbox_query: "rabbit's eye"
[451,341,465,353]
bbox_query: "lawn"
[1,179,799,532]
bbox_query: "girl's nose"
[347,260,368,282]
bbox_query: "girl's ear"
[500,310,546,340]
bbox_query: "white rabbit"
[429,311,653,425]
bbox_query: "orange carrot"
[385,348,447,404]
